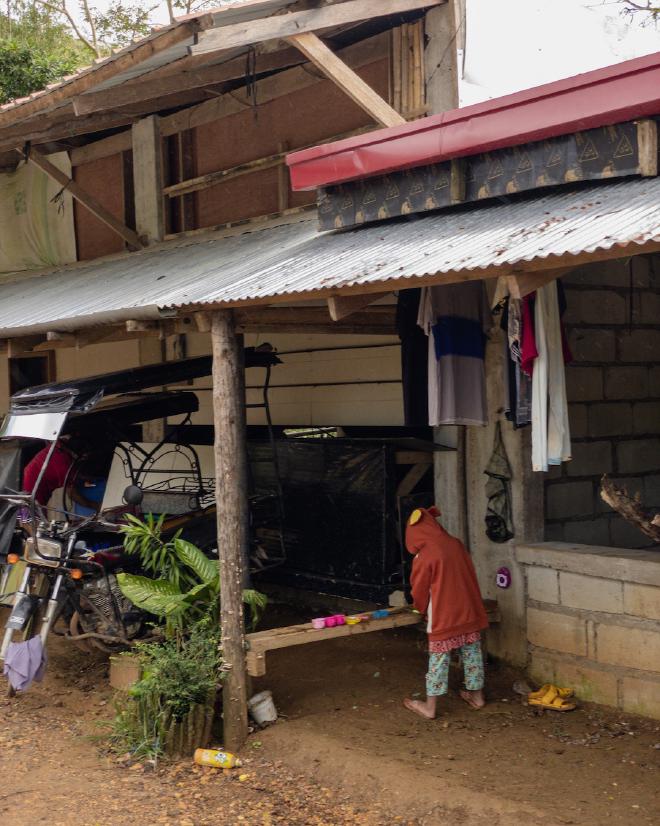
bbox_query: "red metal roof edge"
[286,50,660,191]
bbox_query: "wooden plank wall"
[70,53,392,258]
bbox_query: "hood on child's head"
[405,506,443,555]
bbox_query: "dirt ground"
[1,616,659,826]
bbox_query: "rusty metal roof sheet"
[0,177,658,337]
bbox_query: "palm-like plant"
[117,515,266,635]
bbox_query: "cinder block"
[610,516,655,550]
[559,572,623,614]
[527,607,587,656]
[588,403,632,437]
[640,292,660,324]
[632,402,660,435]
[643,474,660,506]
[563,291,626,325]
[605,367,648,400]
[543,523,564,542]
[624,583,660,621]
[528,652,556,686]
[622,676,660,719]
[619,329,660,362]
[564,260,632,288]
[546,481,594,519]
[650,366,660,398]
[596,623,660,671]
[568,404,588,438]
[563,518,611,546]
[553,660,619,707]
[568,329,616,363]
[566,441,613,477]
[616,439,660,473]
[527,566,559,604]
[566,366,603,402]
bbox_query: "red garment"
[520,294,538,376]
[407,507,488,642]
[23,444,72,506]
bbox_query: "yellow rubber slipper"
[528,683,574,700]
[527,685,576,712]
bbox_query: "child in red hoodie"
[404,506,488,719]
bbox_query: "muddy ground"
[0,613,658,826]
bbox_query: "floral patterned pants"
[426,640,484,697]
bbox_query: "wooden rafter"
[287,32,405,128]
[327,292,390,321]
[192,0,443,56]
[72,46,307,117]
[18,146,144,250]
[1,31,389,158]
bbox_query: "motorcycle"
[0,350,285,680]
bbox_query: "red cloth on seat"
[23,444,72,506]
[406,507,488,642]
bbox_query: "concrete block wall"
[518,543,660,719]
[545,255,660,548]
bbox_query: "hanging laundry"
[417,283,490,427]
[531,281,572,472]
[484,421,514,543]
[396,289,429,426]
[498,297,532,428]
[3,636,48,692]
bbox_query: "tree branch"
[33,0,99,56]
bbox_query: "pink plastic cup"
[333,614,346,626]
[324,616,337,627]
[311,618,325,630]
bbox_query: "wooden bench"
[245,600,501,677]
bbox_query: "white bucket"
[248,690,278,725]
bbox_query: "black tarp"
[10,350,280,415]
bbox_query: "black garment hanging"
[396,288,428,427]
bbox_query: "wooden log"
[211,309,250,752]
[287,32,405,128]
[637,119,658,177]
[600,474,660,543]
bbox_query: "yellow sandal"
[527,685,576,712]
[528,683,574,700]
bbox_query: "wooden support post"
[19,147,143,250]
[211,310,250,753]
[132,115,165,245]
[287,32,406,128]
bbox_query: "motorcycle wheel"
[69,610,128,654]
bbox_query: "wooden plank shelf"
[245,600,501,677]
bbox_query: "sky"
[460,0,660,104]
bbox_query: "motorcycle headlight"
[25,536,63,567]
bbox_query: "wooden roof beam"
[287,31,404,127]
[72,45,307,117]
[18,146,144,251]
[191,0,444,56]
[327,292,390,321]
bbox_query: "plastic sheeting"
[0,153,76,273]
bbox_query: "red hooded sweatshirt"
[407,507,488,642]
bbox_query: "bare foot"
[403,698,436,720]
[460,689,485,709]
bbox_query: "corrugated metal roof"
[0,177,658,336]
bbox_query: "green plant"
[107,619,220,761]
[117,515,267,634]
